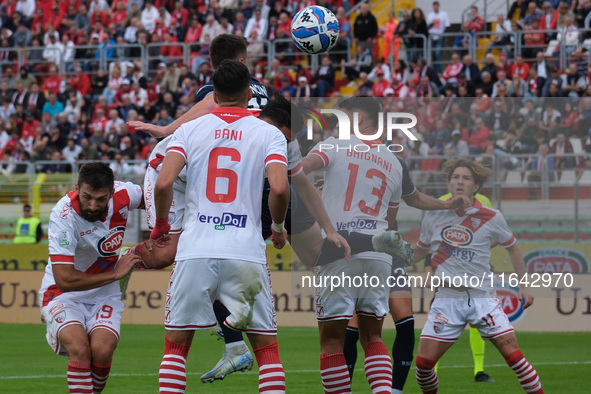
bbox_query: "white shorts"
[421,288,514,342]
[40,296,124,355]
[144,166,185,234]
[314,256,391,321]
[165,259,277,335]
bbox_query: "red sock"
[506,350,544,393]
[130,241,149,269]
[320,353,351,394]
[90,361,111,393]
[254,341,285,393]
[415,356,438,394]
[364,342,392,394]
[159,337,191,393]
[67,360,93,394]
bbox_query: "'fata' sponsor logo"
[198,212,247,230]
[524,247,589,273]
[495,284,525,324]
[336,218,378,231]
[441,225,473,247]
[98,226,125,256]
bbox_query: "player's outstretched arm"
[52,253,141,292]
[267,162,290,249]
[152,151,185,241]
[290,172,351,260]
[404,190,471,211]
[128,94,217,138]
[506,243,534,309]
[301,154,324,174]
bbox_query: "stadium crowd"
[0,0,589,180]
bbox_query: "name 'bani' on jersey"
[166,107,286,265]
[39,182,144,306]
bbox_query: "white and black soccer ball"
[291,5,340,54]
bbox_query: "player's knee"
[358,332,383,350]
[415,356,437,371]
[67,342,92,361]
[90,340,116,364]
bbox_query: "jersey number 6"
[206,147,241,203]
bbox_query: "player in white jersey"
[301,97,403,394]
[126,35,266,270]
[414,159,544,394]
[39,162,143,393]
[151,60,289,394]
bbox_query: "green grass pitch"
[0,324,588,393]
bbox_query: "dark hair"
[78,162,114,191]
[260,94,304,133]
[339,96,381,128]
[23,204,31,210]
[211,60,251,101]
[210,34,248,69]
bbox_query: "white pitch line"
[1,360,590,380]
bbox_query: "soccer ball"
[291,6,340,54]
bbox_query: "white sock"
[226,340,248,354]
[392,389,403,394]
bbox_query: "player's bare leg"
[415,338,455,394]
[159,330,194,393]
[89,329,118,393]
[389,292,414,394]
[490,333,544,393]
[290,223,325,266]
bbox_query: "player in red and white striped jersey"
[414,159,543,394]
[39,162,143,393]
[152,60,289,394]
[302,97,404,394]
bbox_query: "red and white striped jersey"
[166,107,287,264]
[417,200,516,291]
[40,182,144,306]
[310,135,403,263]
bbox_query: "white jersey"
[417,200,517,292]
[310,136,403,263]
[148,135,188,185]
[40,182,144,306]
[287,140,303,177]
[167,106,287,264]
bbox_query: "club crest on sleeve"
[59,231,70,247]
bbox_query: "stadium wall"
[1,256,590,332]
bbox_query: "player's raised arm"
[266,162,290,249]
[128,94,217,138]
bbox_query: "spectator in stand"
[341,41,373,82]
[70,67,92,98]
[202,15,222,43]
[61,137,82,163]
[368,58,391,82]
[551,131,576,173]
[467,117,490,154]
[492,69,513,97]
[508,0,528,22]
[418,75,440,98]
[479,71,495,97]
[407,8,429,63]
[539,1,558,40]
[557,1,575,28]
[395,10,412,62]
[559,101,580,136]
[371,69,390,97]
[354,72,374,96]
[427,1,450,73]
[539,100,562,136]
[511,54,530,80]
[141,1,160,33]
[487,98,510,138]
[445,128,470,156]
[42,93,64,119]
[552,16,579,66]
[442,53,463,88]
[562,62,586,98]
[542,67,564,97]
[527,143,555,198]
[415,58,442,89]
[522,17,545,59]
[172,1,189,27]
[463,5,485,34]
[314,55,335,97]
[522,1,543,26]
[487,14,513,54]
[453,23,474,58]
[244,7,267,41]
[353,3,378,47]
[532,52,552,96]
[13,22,32,48]
[462,55,481,91]
[45,149,71,173]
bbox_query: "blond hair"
[442,158,491,192]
